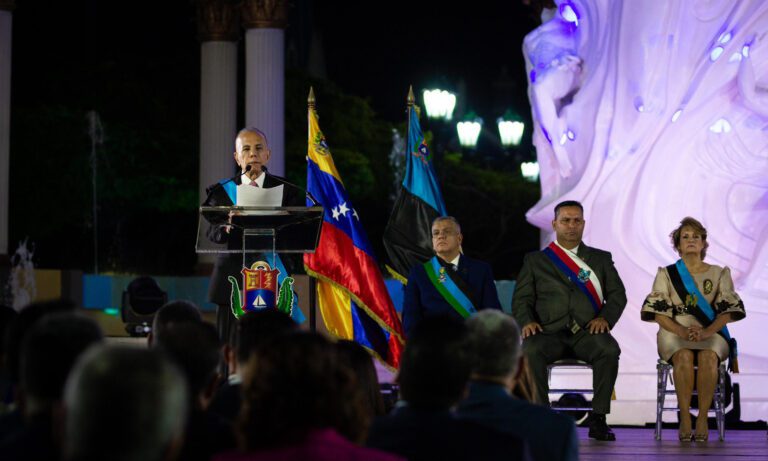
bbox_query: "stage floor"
[577,427,768,460]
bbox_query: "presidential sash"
[542,242,603,313]
[666,260,738,372]
[423,256,477,319]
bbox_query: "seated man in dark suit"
[512,200,626,441]
[457,310,578,461]
[403,216,501,336]
[366,316,529,461]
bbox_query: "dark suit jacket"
[208,381,241,423]
[456,381,578,461]
[203,171,306,305]
[403,255,501,336]
[179,408,236,461]
[367,405,529,461]
[0,412,58,461]
[512,243,626,332]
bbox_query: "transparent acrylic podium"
[196,206,325,329]
[196,206,324,265]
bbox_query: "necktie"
[249,180,258,187]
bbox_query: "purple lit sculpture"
[524,0,768,423]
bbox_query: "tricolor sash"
[542,242,603,313]
[667,260,738,372]
[423,256,477,319]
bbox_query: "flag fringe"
[385,264,408,285]
[304,265,405,347]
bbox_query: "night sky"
[10,0,540,128]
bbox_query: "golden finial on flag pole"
[407,85,415,107]
[308,86,316,108]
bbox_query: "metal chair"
[547,359,594,414]
[655,358,726,441]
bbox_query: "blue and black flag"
[383,101,447,284]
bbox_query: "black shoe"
[588,413,616,441]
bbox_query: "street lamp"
[456,116,483,148]
[520,161,540,182]
[497,117,525,147]
[423,89,457,121]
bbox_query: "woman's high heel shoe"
[678,432,693,442]
[694,431,709,442]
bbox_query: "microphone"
[262,166,320,206]
[224,165,251,186]
[203,165,252,204]
[208,165,251,194]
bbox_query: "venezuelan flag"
[383,95,447,283]
[303,99,404,369]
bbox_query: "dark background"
[7,0,546,279]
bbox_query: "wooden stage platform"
[577,427,768,460]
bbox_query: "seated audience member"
[336,340,386,418]
[366,316,529,461]
[156,321,236,461]
[1,300,76,428]
[215,332,402,461]
[0,313,103,461]
[457,310,578,461]
[208,310,297,423]
[0,299,78,441]
[148,300,203,347]
[63,345,188,461]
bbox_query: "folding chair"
[548,359,594,415]
[655,358,726,441]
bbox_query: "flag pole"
[406,85,414,145]
[307,86,317,332]
[381,86,416,283]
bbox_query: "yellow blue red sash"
[542,242,602,313]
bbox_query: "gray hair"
[236,127,269,149]
[465,310,522,377]
[64,345,188,461]
[432,216,461,234]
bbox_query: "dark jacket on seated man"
[457,381,577,461]
[404,254,502,335]
[368,405,529,461]
[457,311,578,461]
[365,316,529,461]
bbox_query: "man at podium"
[202,127,306,341]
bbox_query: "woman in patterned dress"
[641,217,745,442]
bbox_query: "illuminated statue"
[523,0,768,392]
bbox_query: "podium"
[196,205,324,328]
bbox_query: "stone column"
[0,0,14,257]
[197,0,239,204]
[242,0,287,176]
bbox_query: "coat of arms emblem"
[227,261,294,318]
